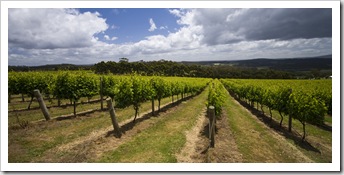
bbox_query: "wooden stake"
[34,89,51,121]
[208,106,215,148]
[106,97,122,137]
[100,76,104,110]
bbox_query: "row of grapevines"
[9,71,100,115]
[9,71,211,119]
[53,71,99,116]
[8,71,55,109]
[100,74,211,122]
[206,79,226,117]
[221,79,331,140]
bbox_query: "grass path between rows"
[96,83,314,163]
[10,84,326,163]
[223,91,313,162]
[8,96,177,162]
[97,87,209,163]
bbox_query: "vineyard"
[7,71,332,164]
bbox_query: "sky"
[8,8,332,66]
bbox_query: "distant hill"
[8,55,332,78]
[181,55,332,72]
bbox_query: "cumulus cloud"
[111,36,118,41]
[104,35,110,40]
[8,8,332,66]
[8,8,108,49]
[169,8,197,26]
[104,35,118,41]
[160,26,168,30]
[8,37,332,66]
[148,18,157,32]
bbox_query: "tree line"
[9,59,330,79]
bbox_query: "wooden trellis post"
[106,97,122,137]
[34,89,51,121]
[208,106,215,148]
[100,76,104,110]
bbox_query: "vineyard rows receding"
[8,70,332,163]
[9,71,209,119]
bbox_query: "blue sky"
[79,8,180,44]
[8,8,332,66]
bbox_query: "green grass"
[8,96,175,163]
[9,95,100,111]
[98,88,208,163]
[254,104,332,162]
[9,88,331,163]
[8,101,101,127]
[223,92,314,163]
[8,94,177,127]
[226,97,331,163]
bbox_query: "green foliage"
[8,72,52,98]
[115,77,133,108]
[8,72,21,95]
[288,91,327,126]
[220,79,332,140]
[92,59,330,79]
[101,75,120,100]
[53,72,98,102]
[151,77,168,101]
[274,88,292,115]
[131,75,151,111]
[207,79,226,117]
[8,71,211,113]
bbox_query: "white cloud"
[8,37,332,66]
[148,18,157,32]
[8,8,332,66]
[104,35,117,41]
[159,26,168,30]
[8,8,108,49]
[169,9,183,17]
[104,35,110,40]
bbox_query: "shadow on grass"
[55,109,103,121]
[313,122,332,132]
[9,108,105,130]
[8,98,104,113]
[228,91,321,154]
[105,95,197,138]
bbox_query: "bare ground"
[176,107,243,163]
[206,109,243,163]
[175,108,207,163]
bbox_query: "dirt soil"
[176,108,243,163]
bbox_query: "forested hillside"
[8,55,332,79]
